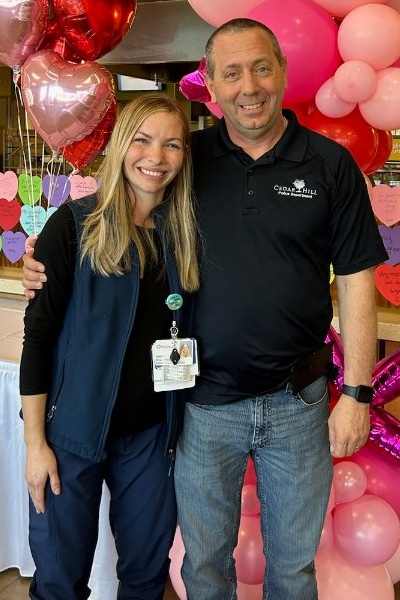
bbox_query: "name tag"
[151,337,199,392]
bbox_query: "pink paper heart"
[0,171,18,201]
[0,198,22,231]
[20,50,115,150]
[70,175,98,200]
[375,264,400,306]
[371,184,400,227]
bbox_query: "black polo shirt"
[188,109,388,404]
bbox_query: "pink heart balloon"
[0,0,49,72]
[20,49,115,151]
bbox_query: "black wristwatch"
[342,384,374,404]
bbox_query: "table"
[0,359,119,599]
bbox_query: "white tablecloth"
[0,359,119,599]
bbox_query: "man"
[23,18,387,600]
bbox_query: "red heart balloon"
[61,99,117,171]
[38,18,82,63]
[364,129,393,176]
[0,0,49,72]
[52,0,137,62]
[20,50,116,151]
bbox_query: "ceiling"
[100,1,215,82]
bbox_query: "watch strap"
[342,384,373,403]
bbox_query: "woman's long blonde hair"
[80,94,199,292]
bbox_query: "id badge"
[151,337,199,392]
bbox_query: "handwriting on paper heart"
[375,264,400,306]
[371,184,400,227]
[70,175,98,200]
[42,174,71,207]
[0,171,18,201]
[18,174,42,205]
[378,225,400,266]
[0,198,22,231]
[20,205,47,236]
[1,231,26,263]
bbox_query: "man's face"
[204,28,287,143]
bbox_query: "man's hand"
[22,236,46,300]
[328,394,370,458]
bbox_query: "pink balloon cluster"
[315,460,400,599]
[183,0,400,172]
[169,455,400,599]
[0,0,137,169]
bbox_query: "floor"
[0,568,399,600]
[0,570,180,599]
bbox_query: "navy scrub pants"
[28,422,176,600]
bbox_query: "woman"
[20,94,199,600]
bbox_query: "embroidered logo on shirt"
[274,179,317,199]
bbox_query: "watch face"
[358,385,374,403]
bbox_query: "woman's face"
[123,111,185,205]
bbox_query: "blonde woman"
[20,94,199,600]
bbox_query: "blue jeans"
[174,377,333,600]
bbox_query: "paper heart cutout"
[42,174,71,207]
[1,231,26,263]
[20,49,115,150]
[0,0,49,71]
[0,198,22,231]
[70,175,98,200]
[378,225,400,266]
[0,171,18,201]
[20,205,47,236]
[375,264,400,306]
[18,174,42,205]
[371,184,400,227]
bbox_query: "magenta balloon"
[338,4,400,70]
[325,326,344,392]
[247,0,342,104]
[370,408,400,463]
[359,67,400,131]
[372,349,400,407]
[351,442,400,517]
[20,50,115,151]
[333,493,400,568]
[0,0,49,72]
[237,581,263,600]
[187,0,263,27]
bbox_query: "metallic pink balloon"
[370,408,400,461]
[179,57,211,104]
[372,351,400,407]
[20,50,116,151]
[0,0,49,72]
[326,325,400,461]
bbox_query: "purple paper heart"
[2,231,26,263]
[42,174,71,207]
[379,225,400,267]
